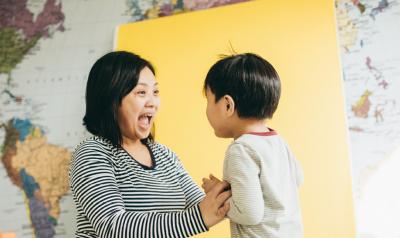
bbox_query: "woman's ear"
[224,95,235,116]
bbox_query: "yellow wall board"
[116,1,355,237]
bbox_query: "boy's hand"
[202,174,223,193]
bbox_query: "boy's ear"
[224,95,235,116]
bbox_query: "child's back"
[223,131,303,238]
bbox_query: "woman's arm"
[168,150,231,229]
[70,146,229,238]
[172,152,205,209]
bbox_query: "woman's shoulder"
[72,136,116,161]
[147,141,177,160]
[69,136,117,185]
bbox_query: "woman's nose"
[146,95,158,108]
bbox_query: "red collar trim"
[246,128,277,136]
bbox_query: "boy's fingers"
[202,179,210,186]
[210,174,222,183]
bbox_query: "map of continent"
[336,0,400,237]
[1,119,70,237]
[1,0,72,237]
[0,0,64,80]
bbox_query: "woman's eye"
[137,91,146,95]
[154,89,159,95]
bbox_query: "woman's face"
[118,67,160,143]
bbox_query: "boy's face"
[205,87,230,138]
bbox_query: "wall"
[116,0,356,237]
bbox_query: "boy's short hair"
[204,53,281,119]
[83,51,155,146]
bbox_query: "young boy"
[202,53,304,238]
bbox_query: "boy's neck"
[231,118,268,140]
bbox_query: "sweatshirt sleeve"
[223,142,264,226]
[69,145,208,238]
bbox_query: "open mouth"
[138,113,154,128]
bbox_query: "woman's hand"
[199,179,231,228]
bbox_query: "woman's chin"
[135,125,153,139]
[137,130,151,139]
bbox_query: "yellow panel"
[116,1,355,237]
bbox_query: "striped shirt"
[223,130,303,238]
[69,136,208,238]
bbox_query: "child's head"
[204,53,281,137]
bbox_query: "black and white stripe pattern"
[69,136,208,238]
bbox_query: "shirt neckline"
[121,141,157,170]
[245,128,277,136]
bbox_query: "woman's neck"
[121,136,153,167]
[121,136,143,150]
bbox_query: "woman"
[69,51,231,237]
